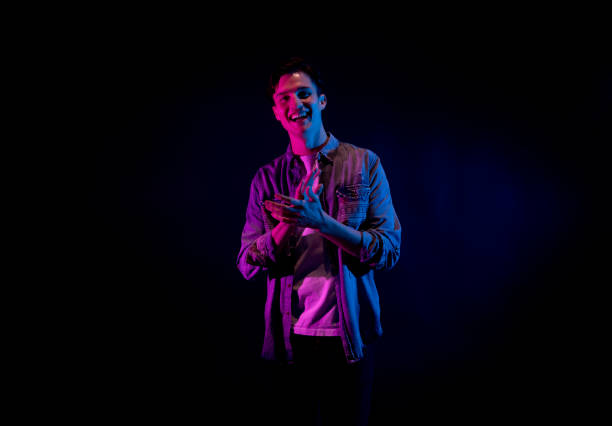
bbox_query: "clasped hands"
[264,166,328,230]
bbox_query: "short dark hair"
[266,56,325,105]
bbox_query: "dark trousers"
[261,333,375,426]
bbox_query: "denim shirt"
[236,134,401,363]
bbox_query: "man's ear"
[319,94,327,110]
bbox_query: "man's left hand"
[264,172,328,230]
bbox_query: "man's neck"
[290,127,329,156]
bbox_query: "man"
[236,57,401,426]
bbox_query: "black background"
[84,21,607,424]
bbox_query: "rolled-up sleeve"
[236,170,282,280]
[359,152,401,270]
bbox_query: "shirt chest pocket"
[336,183,370,229]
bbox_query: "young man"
[236,57,401,425]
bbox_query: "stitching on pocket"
[336,183,370,201]
[336,184,370,227]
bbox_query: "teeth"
[291,112,308,120]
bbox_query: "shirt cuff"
[255,231,278,264]
[359,230,381,266]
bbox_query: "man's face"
[272,71,326,137]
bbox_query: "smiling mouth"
[289,111,310,122]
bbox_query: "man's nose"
[290,94,304,108]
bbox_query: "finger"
[272,195,294,207]
[307,184,318,201]
[298,170,312,194]
[316,183,324,196]
[265,200,301,215]
[309,164,319,179]
[272,212,300,224]
[294,178,306,198]
[274,193,303,207]
[271,212,299,223]
[273,193,291,202]
[265,199,288,210]
[305,166,321,188]
[271,207,301,219]
[265,200,287,213]
[296,180,304,197]
[303,170,320,198]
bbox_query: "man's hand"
[264,166,327,230]
[293,164,323,201]
[265,164,365,257]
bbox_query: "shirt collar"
[285,133,339,164]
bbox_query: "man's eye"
[298,91,311,99]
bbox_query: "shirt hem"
[292,327,342,337]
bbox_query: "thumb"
[316,183,324,196]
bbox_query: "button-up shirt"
[236,133,401,363]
